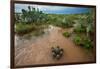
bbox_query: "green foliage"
[62,32,70,37]
[45,14,76,28]
[73,35,93,50]
[82,37,93,49]
[73,16,87,33]
[74,24,86,33]
[61,18,74,28]
[15,7,95,51]
[73,9,95,36]
[15,6,49,35]
[73,35,82,45]
[15,23,37,35]
[72,9,95,50]
[15,6,48,24]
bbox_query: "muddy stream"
[15,25,95,66]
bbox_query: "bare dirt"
[15,25,95,66]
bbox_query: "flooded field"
[15,25,95,66]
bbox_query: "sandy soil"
[15,25,95,66]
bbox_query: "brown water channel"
[15,25,95,66]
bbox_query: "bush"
[61,18,74,28]
[73,35,82,45]
[15,23,37,35]
[74,23,86,33]
[82,37,93,49]
[74,27,86,33]
[73,35,93,50]
[62,32,70,37]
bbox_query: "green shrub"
[61,18,74,28]
[62,32,70,37]
[73,35,93,50]
[15,23,36,35]
[74,24,86,33]
[82,37,93,49]
[74,27,86,33]
[73,35,82,45]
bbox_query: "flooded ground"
[15,25,95,66]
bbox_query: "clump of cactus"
[51,46,64,60]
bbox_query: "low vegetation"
[15,6,95,50]
[73,34,93,50]
[72,9,95,50]
[15,23,36,34]
[73,35,82,45]
[62,32,71,37]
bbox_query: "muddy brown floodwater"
[15,25,95,66]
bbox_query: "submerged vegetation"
[15,6,95,50]
[62,32,71,37]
